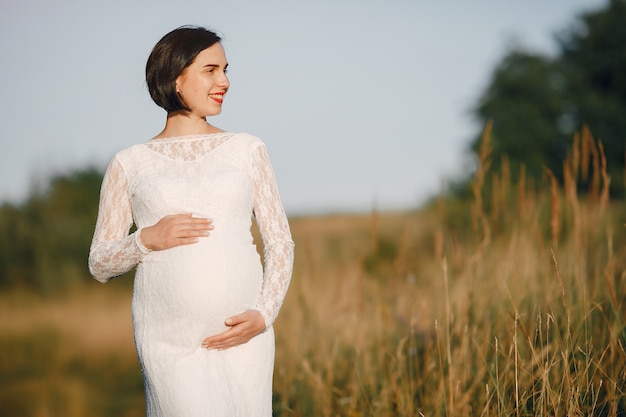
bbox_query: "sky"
[0,0,608,216]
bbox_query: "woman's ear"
[175,73,183,93]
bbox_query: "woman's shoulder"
[116,140,154,156]
[231,132,265,148]
[108,142,152,169]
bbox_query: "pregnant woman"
[88,26,294,416]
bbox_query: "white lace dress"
[88,132,294,416]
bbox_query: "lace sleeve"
[88,156,150,283]
[251,143,295,328]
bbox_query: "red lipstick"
[210,93,224,104]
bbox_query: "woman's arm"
[88,157,148,282]
[251,142,295,328]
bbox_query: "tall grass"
[0,286,143,417]
[271,126,625,416]
[1,128,624,416]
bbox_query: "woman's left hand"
[201,310,266,350]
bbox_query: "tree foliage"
[0,168,104,293]
[470,0,626,196]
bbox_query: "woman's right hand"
[139,214,213,251]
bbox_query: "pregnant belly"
[132,238,263,340]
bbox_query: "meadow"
[1,129,624,416]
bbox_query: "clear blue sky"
[0,0,606,215]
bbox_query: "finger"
[183,217,213,226]
[202,324,250,349]
[224,315,241,327]
[202,331,235,349]
[174,220,214,238]
[174,220,212,231]
[208,337,245,351]
[175,228,211,239]
[176,237,202,245]
[215,342,239,351]
[203,339,238,350]
[169,213,211,226]
[179,221,214,235]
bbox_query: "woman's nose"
[218,73,230,88]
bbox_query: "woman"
[88,26,294,416]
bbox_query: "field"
[1,134,625,416]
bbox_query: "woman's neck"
[152,112,224,139]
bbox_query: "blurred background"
[0,0,619,215]
[1,0,624,416]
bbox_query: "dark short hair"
[146,26,222,112]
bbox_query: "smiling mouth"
[209,93,224,104]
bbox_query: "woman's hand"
[140,213,213,251]
[201,310,266,350]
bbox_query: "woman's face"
[176,42,230,117]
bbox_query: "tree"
[0,168,104,293]
[560,0,626,193]
[473,52,569,183]
[469,0,625,196]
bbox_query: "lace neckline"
[148,131,233,143]
[144,132,235,161]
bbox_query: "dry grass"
[272,206,624,416]
[0,286,142,417]
[1,129,625,416]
